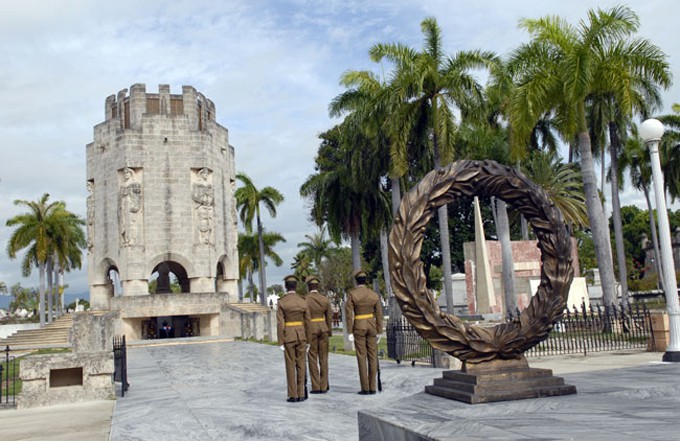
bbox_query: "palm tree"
[370,17,497,311]
[291,251,313,284]
[53,211,86,315]
[235,173,284,305]
[6,194,79,327]
[237,230,285,303]
[508,5,671,307]
[300,126,384,271]
[522,150,589,229]
[330,69,401,316]
[296,225,333,272]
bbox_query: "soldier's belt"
[311,318,325,322]
[285,321,304,327]
[355,314,374,320]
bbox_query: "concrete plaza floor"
[0,340,676,440]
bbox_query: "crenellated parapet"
[102,83,216,131]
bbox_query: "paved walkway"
[0,341,675,441]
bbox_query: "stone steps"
[0,314,73,350]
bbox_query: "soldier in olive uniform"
[277,275,311,402]
[305,275,332,394]
[346,269,383,395]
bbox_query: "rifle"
[304,345,309,400]
[304,370,309,400]
[377,333,383,392]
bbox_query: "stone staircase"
[0,314,73,350]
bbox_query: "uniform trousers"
[308,329,329,391]
[354,327,378,392]
[284,340,307,399]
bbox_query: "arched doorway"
[149,261,190,294]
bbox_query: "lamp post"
[640,118,680,361]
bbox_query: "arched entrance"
[149,261,190,294]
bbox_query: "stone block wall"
[17,352,115,409]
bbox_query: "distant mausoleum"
[86,84,273,341]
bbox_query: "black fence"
[386,302,654,364]
[508,302,654,357]
[113,335,129,397]
[0,345,17,408]
[386,318,434,366]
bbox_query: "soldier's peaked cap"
[284,274,298,283]
[305,275,320,284]
[353,269,367,278]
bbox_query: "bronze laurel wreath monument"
[388,159,576,403]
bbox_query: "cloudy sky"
[1,0,678,296]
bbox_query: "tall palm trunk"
[248,269,256,303]
[645,189,665,292]
[58,266,65,316]
[494,198,517,316]
[350,230,361,271]
[608,122,629,304]
[47,256,54,323]
[256,215,267,305]
[433,139,454,313]
[387,177,401,319]
[577,129,618,307]
[380,229,397,317]
[38,262,46,327]
[517,162,530,240]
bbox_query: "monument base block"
[424,357,576,404]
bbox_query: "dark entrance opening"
[141,315,200,339]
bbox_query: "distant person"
[184,322,193,337]
[159,321,169,339]
[276,275,311,402]
[305,275,332,394]
[346,270,383,395]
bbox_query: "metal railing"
[387,302,654,364]
[113,335,129,397]
[507,302,653,357]
[1,345,16,408]
[386,318,434,366]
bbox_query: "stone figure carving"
[388,160,574,365]
[119,167,142,246]
[86,181,94,251]
[192,168,214,244]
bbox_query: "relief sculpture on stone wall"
[192,167,214,244]
[119,167,142,246]
[86,180,94,251]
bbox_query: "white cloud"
[1,0,679,294]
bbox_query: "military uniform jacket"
[277,291,311,344]
[346,285,383,334]
[306,290,333,336]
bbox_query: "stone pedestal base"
[425,357,576,404]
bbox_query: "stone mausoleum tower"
[85,84,270,340]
